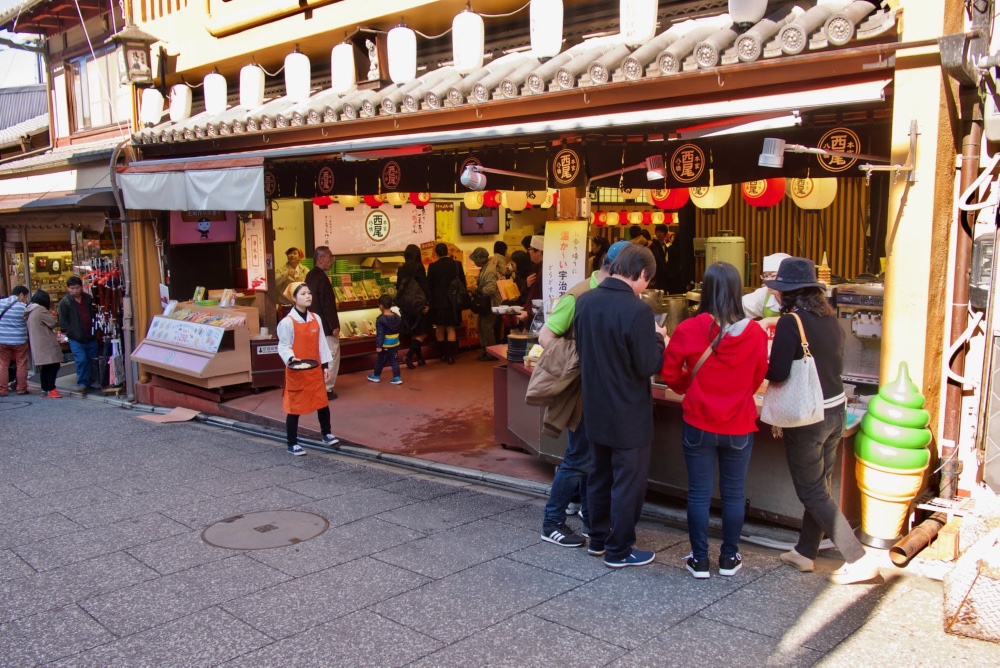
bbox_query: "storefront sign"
[244,216,267,291]
[169,211,237,245]
[146,316,225,353]
[314,202,434,254]
[542,220,589,309]
[816,127,861,172]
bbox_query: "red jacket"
[661,313,768,435]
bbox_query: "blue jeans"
[373,348,400,378]
[682,422,754,561]
[543,418,590,529]
[68,339,99,387]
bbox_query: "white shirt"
[742,286,781,319]
[277,309,333,367]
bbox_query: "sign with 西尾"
[244,217,267,292]
[313,203,435,254]
[542,220,589,311]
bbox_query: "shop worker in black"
[573,243,667,568]
[305,246,341,400]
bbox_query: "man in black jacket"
[58,276,99,392]
[305,246,341,399]
[573,243,667,568]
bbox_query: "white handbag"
[761,312,825,428]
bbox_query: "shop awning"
[0,188,117,215]
[0,211,108,232]
[118,157,265,211]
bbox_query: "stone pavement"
[0,394,996,667]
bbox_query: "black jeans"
[286,406,332,446]
[783,404,865,563]
[587,440,651,561]
[38,363,60,392]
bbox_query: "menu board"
[146,316,225,353]
[542,220,589,310]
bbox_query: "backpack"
[395,277,427,315]
[448,262,472,312]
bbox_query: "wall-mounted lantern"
[108,23,158,86]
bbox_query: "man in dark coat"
[573,243,667,568]
[58,276,99,393]
[305,246,341,399]
[650,224,670,292]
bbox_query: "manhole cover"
[202,510,329,550]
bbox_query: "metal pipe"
[889,512,948,566]
[109,138,136,402]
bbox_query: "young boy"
[368,294,403,385]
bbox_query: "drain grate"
[202,510,328,550]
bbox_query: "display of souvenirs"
[362,279,382,299]
[346,320,361,337]
[163,307,246,329]
[146,315,226,353]
[353,283,369,300]
[192,286,206,302]
[359,319,375,336]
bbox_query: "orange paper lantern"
[741,178,785,208]
[648,188,690,210]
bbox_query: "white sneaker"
[829,557,880,585]
[288,444,306,456]
[323,434,340,446]
[780,548,815,573]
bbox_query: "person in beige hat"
[470,247,500,361]
[519,235,545,325]
[742,252,791,327]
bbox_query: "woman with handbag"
[765,257,879,584]
[24,290,64,398]
[396,244,431,369]
[661,262,768,579]
[426,242,467,365]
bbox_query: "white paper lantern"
[605,211,620,226]
[338,195,360,210]
[203,71,228,116]
[386,192,409,208]
[690,171,732,210]
[620,0,658,47]
[619,188,642,201]
[239,65,265,109]
[330,42,357,94]
[531,0,564,59]
[501,191,528,212]
[788,177,838,210]
[540,188,556,208]
[452,9,485,74]
[729,0,768,26]
[464,191,485,210]
[284,51,311,103]
[139,88,164,126]
[169,84,192,122]
[388,23,417,84]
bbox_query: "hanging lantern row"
[788,177,838,210]
[741,178,785,208]
[592,211,675,227]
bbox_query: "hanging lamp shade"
[501,191,528,212]
[650,211,666,225]
[169,84,192,122]
[788,177,838,210]
[690,171,732,210]
[386,192,409,208]
[483,190,502,208]
[203,71,228,115]
[525,190,549,207]
[592,211,607,226]
[409,192,432,208]
[605,211,620,226]
[627,211,644,225]
[239,65,265,109]
[641,211,653,224]
[741,178,785,207]
[539,189,556,209]
[284,51,311,103]
[729,0,768,27]
[139,88,164,127]
[363,194,386,208]
[648,188,690,210]
[330,42,357,94]
[388,23,417,84]
[464,191,485,210]
[338,195,360,210]
[452,9,485,74]
[620,0,658,47]
[531,0,564,59]
[619,188,642,201]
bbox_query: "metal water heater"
[704,234,746,285]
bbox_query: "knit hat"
[764,257,824,292]
[529,235,545,251]
[603,240,629,266]
[470,247,490,264]
[762,252,792,273]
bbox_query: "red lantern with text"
[363,194,386,208]
[642,211,652,225]
[592,211,607,226]
[483,190,502,208]
[311,196,334,208]
[409,191,431,208]
[648,188,690,211]
[741,178,785,208]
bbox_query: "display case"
[132,304,260,390]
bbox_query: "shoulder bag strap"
[689,344,714,380]
[789,312,811,357]
[0,301,15,322]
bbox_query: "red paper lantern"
[592,211,607,226]
[363,194,386,208]
[551,191,558,209]
[409,191,431,208]
[741,178,785,208]
[642,211,652,224]
[311,195,334,207]
[483,190,502,208]
[648,188,690,211]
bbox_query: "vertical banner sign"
[245,217,267,291]
[542,220,589,310]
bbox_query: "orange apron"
[282,313,328,415]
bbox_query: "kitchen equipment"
[705,234,746,286]
[835,283,884,387]
[661,295,690,335]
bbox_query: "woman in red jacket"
[661,262,768,579]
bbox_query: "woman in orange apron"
[277,282,340,455]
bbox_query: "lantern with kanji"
[363,194,386,208]
[606,211,620,226]
[592,211,607,226]
[741,178,785,208]
[501,191,528,212]
[386,192,409,208]
[464,191,485,210]
[483,190,502,208]
[338,195,360,210]
[312,196,334,208]
[788,177,838,211]
[647,188,690,210]
[690,170,732,210]
[409,192,431,208]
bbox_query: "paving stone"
[162,486,315,529]
[0,497,58,526]
[533,561,742,650]
[13,512,190,572]
[374,557,579,643]
[507,541,612,582]
[656,539,784,583]
[410,612,625,668]
[0,552,158,624]
[633,520,690,552]
[248,517,424,577]
[377,475,470,501]
[490,501,548,531]
[56,606,272,667]
[0,548,34,582]
[29,486,123,514]
[59,485,216,529]
[12,470,109,498]
[0,512,81,548]
[0,483,29,504]
[0,605,114,665]
[186,465,320,498]
[375,489,527,534]
[127,529,240,575]
[373,518,540,579]
[226,609,442,668]
[299,487,414,527]
[80,554,290,637]
[278,472,376,500]
[222,557,429,639]
[610,615,823,667]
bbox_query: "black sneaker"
[604,549,655,569]
[719,553,743,576]
[685,553,710,579]
[541,524,585,548]
[586,543,606,557]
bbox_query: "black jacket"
[650,240,669,292]
[305,267,340,335]
[396,261,429,301]
[573,277,666,449]
[58,292,96,342]
[766,309,845,400]
[426,256,465,310]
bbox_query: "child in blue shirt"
[368,294,403,385]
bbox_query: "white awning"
[119,160,265,211]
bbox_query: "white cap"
[762,253,792,273]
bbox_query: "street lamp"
[108,23,158,86]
